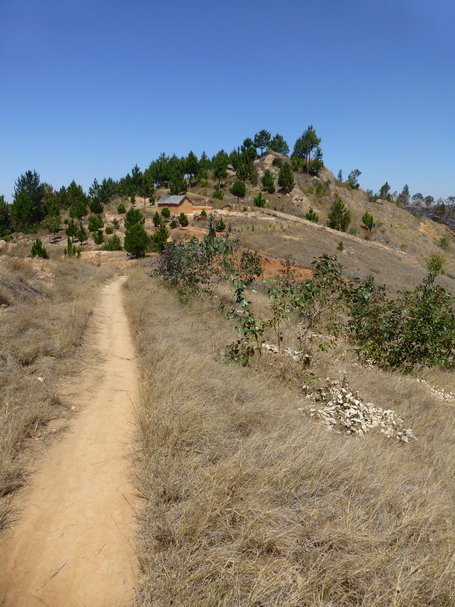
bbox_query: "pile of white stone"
[262,342,302,362]
[304,379,416,443]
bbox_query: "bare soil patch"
[0,276,139,606]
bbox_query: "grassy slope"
[125,269,455,606]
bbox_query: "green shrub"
[64,237,81,258]
[93,230,104,245]
[200,209,208,218]
[305,208,319,223]
[170,219,178,229]
[105,234,122,251]
[253,193,266,208]
[438,237,449,250]
[178,213,189,227]
[151,224,170,252]
[153,211,163,227]
[105,226,114,234]
[216,218,226,232]
[161,207,171,219]
[88,215,104,232]
[29,238,49,259]
[117,203,126,213]
[212,187,224,200]
[337,241,344,251]
[362,211,375,232]
[124,207,145,230]
[327,195,351,232]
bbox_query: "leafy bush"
[261,170,275,194]
[337,241,344,251]
[153,211,163,227]
[200,209,207,218]
[170,219,178,229]
[230,181,246,202]
[151,224,170,252]
[105,234,122,251]
[117,203,126,213]
[161,207,171,219]
[216,218,226,232]
[105,226,114,234]
[362,211,375,232]
[29,238,49,259]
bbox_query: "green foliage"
[361,211,375,232]
[105,225,114,234]
[40,214,62,239]
[153,211,163,227]
[437,237,449,251]
[269,134,290,155]
[216,218,226,232]
[347,169,361,189]
[151,223,170,252]
[253,193,267,208]
[124,207,145,230]
[92,230,104,245]
[305,208,319,223]
[88,215,104,232]
[64,236,81,258]
[337,241,344,251]
[170,219,178,229]
[117,203,126,213]
[253,130,271,155]
[347,255,455,370]
[89,196,103,214]
[272,157,283,168]
[169,171,188,195]
[105,234,122,251]
[0,195,11,236]
[200,209,207,218]
[65,219,78,241]
[261,170,275,194]
[212,187,224,200]
[29,238,49,259]
[327,195,351,232]
[161,206,171,219]
[212,149,229,186]
[230,181,246,202]
[293,126,322,171]
[277,163,295,192]
[10,192,36,232]
[76,222,88,244]
[12,170,45,227]
[124,223,149,258]
[178,213,189,227]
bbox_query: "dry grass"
[0,257,116,530]
[125,270,455,606]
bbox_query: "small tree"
[277,163,295,192]
[93,230,104,245]
[153,211,163,227]
[41,214,61,241]
[253,193,266,208]
[65,219,78,242]
[327,195,351,231]
[124,223,149,258]
[124,207,145,230]
[76,222,89,245]
[261,170,275,194]
[212,187,224,200]
[269,134,289,155]
[117,203,126,213]
[88,215,104,232]
[105,234,122,251]
[305,208,319,223]
[178,212,189,227]
[347,169,361,189]
[253,130,271,155]
[29,238,49,259]
[152,223,170,252]
[230,181,246,203]
[64,236,81,258]
[362,211,375,233]
[161,207,171,220]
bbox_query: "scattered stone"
[302,379,416,443]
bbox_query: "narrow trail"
[0,276,139,606]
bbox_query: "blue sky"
[1,0,454,201]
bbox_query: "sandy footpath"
[0,276,139,606]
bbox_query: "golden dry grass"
[125,270,455,606]
[0,257,115,530]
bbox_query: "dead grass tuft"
[125,270,455,606]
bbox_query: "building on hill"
[157,195,211,215]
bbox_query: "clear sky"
[1,0,454,202]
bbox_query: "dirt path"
[0,277,139,606]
